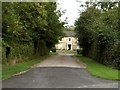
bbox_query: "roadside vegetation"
[76,54,119,80]
[2,2,64,64]
[75,2,120,70]
[2,2,64,79]
[2,53,57,80]
[2,57,43,80]
[75,2,119,80]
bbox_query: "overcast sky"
[57,0,86,26]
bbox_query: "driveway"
[35,53,86,68]
[2,53,118,88]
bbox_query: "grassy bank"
[2,53,56,80]
[76,54,120,80]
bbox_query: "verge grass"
[76,54,120,80]
[2,53,56,80]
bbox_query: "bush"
[2,42,34,64]
[51,47,56,52]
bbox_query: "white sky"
[57,0,86,26]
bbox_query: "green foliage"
[35,40,48,56]
[2,43,34,64]
[2,2,64,64]
[75,2,120,69]
[51,47,56,52]
[2,55,49,80]
[76,55,119,80]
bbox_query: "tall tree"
[75,2,119,69]
[2,2,64,61]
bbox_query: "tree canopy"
[75,2,119,69]
[2,2,64,62]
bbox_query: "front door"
[68,44,71,50]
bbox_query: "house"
[55,30,79,50]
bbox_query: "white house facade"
[55,31,79,50]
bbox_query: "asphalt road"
[2,53,119,88]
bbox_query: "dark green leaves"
[75,2,119,69]
[2,2,64,60]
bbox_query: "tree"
[75,2,119,69]
[2,2,64,62]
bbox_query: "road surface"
[2,53,118,88]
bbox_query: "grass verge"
[76,54,120,80]
[2,53,56,80]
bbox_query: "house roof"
[63,30,76,37]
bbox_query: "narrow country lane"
[2,53,118,88]
[35,53,86,68]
